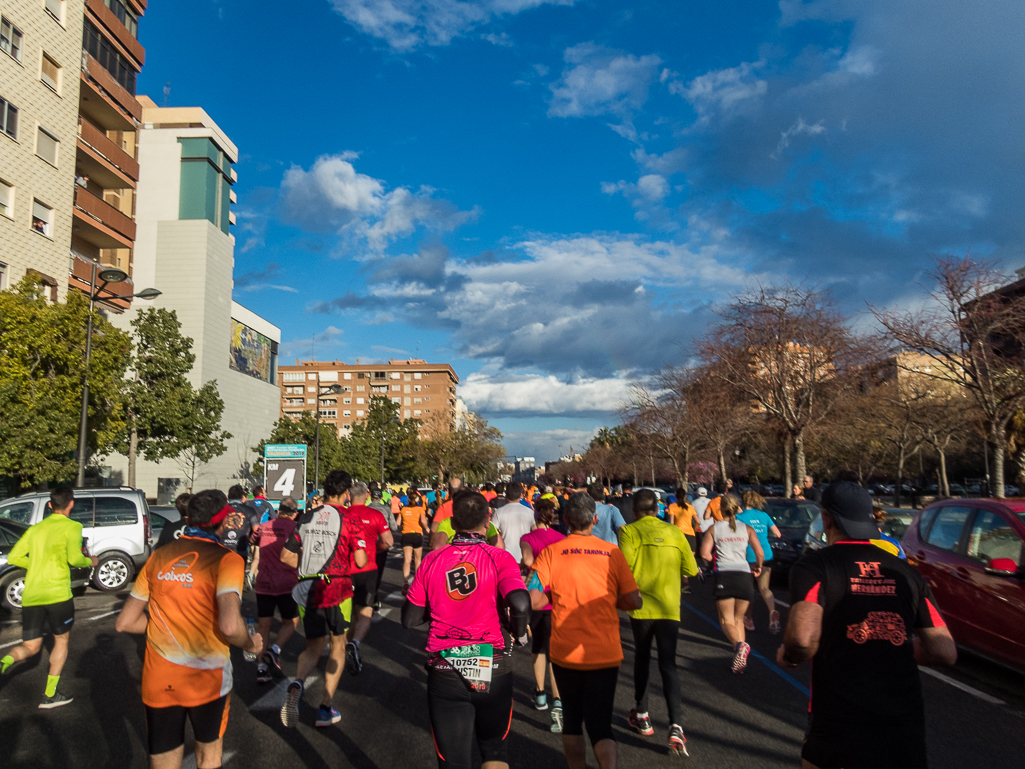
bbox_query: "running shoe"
[346,641,362,676]
[267,646,282,675]
[401,582,410,597]
[769,610,781,635]
[668,724,689,757]
[256,662,273,684]
[550,700,563,734]
[39,692,74,709]
[628,709,655,736]
[732,642,751,674]
[372,600,382,611]
[534,690,549,711]
[744,615,755,632]
[281,679,304,728]
[316,705,342,727]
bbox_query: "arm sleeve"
[217,552,245,597]
[913,575,947,629]
[67,525,92,568]
[611,547,639,595]
[131,561,151,602]
[401,599,429,628]
[283,528,302,554]
[679,531,699,577]
[505,588,530,639]
[7,529,30,569]
[789,557,826,605]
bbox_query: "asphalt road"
[1,550,1024,769]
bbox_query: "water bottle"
[244,618,257,662]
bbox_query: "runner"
[429,478,463,535]
[587,483,626,546]
[252,496,300,685]
[777,481,957,769]
[0,487,97,709]
[667,487,700,594]
[224,484,256,561]
[519,498,566,731]
[617,489,698,755]
[611,482,635,525]
[279,470,368,728]
[154,492,192,550]
[433,516,504,549]
[367,486,398,607]
[737,490,782,633]
[702,481,728,523]
[251,485,276,524]
[871,507,907,558]
[699,494,764,673]
[402,491,530,769]
[491,482,535,557]
[115,489,261,769]
[530,493,642,769]
[398,490,429,596]
[344,481,394,675]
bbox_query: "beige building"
[279,359,459,437]
[0,0,147,307]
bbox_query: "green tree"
[417,409,504,484]
[175,381,231,490]
[120,308,198,487]
[0,277,131,488]
[253,411,347,482]
[349,396,422,483]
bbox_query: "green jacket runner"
[618,516,699,621]
[7,514,92,606]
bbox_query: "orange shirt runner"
[131,535,245,708]
[669,502,699,536]
[399,505,426,534]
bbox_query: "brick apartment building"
[278,359,459,437]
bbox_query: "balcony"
[80,52,141,130]
[85,0,145,68]
[69,253,134,310]
[73,185,136,248]
[77,117,138,182]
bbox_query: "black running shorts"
[427,665,513,769]
[401,532,424,548]
[351,571,378,608]
[713,571,755,602]
[803,716,927,769]
[529,610,552,656]
[551,663,619,744]
[256,592,298,621]
[22,599,75,641]
[299,598,353,640]
[145,694,230,755]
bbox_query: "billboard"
[264,444,307,510]
[230,318,273,383]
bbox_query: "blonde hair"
[741,490,765,511]
[720,493,741,532]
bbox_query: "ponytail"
[720,493,741,532]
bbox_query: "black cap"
[371,488,382,499]
[820,481,878,540]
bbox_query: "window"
[306,398,314,405]
[307,386,315,392]
[283,372,303,382]
[373,371,386,380]
[924,506,971,552]
[307,373,316,380]
[414,373,422,380]
[319,371,337,382]
[404,385,411,393]
[32,199,53,237]
[0,262,6,289]
[966,510,1023,567]
[392,397,400,405]
[404,373,411,381]
[343,372,352,380]
[70,500,94,525]
[404,409,411,418]
[36,126,59,165]
[83,21,137,94]
[0,179,12,218]
[343,410,351,417]
[390,372,400,380]
[45,0,65,24]
[0,501,34,524]
[356,397,364,405]
[341,386,351,392]
[391,385,400,392]
[319,409,336,418]
[0,96,17,139]
[404,397,411,406]
[414,385,422,392]
[356,385,365,392]
[413,398,422,404]
[103,0,138,37]
[343,398,351,405]
[94,497,138,527]
[413,410,421,416]
[41,53,60,92]
[1,17,23,62]
[356,410,364,417]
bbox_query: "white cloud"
[328,0,575,52]
[500,428,600,462]
[673,60,768,121]
[770,117,827,159]
[548,43,662,121]
[601,174,674,225]
[631,146,687,175]
[460,372,632,414]
[280,154,477,250]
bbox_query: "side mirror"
[985,557,1020,577]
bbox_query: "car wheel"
[0,570,26,612]
[93,553,134,592]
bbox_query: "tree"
[120,308,198,487]
[253,411,347,480]
[417,408,504,484]
[349,396,422,483]
[875,256,1025,497]
[175,381,231,490]
[0,277,131,488]
[627,365,700,487]
[689,366,756,484]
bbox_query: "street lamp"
[314,383,343,490]
[76,263,161,487]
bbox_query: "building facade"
[278,359,459,436]
[105,99,280,501]
[0,0,146,306]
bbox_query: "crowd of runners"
[0,473,959,769]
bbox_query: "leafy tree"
[349,396,422,483]
[0,277,131,488]
[417,409,504,484]
[175,381,231,490]
[120,308,197,487]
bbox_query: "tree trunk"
[650,453,656,487]
[794,431,807,486]
[938,447,950,497]
[128,424,138,488]
[783,435,792,499]
[992,424,1006,498]
[717,447,727,486]
[895,445,905,508]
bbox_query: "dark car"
[763,498,821,576]
[147,505,182,550]
[0,519,91,612]
[903,498,1025,673]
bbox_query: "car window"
[0,523,19,544]
[70,499,94,526]
[918,507,940,540]
[766,504,816,527]
[924,506,972,552]
[93,497,138,527]
[0,501,34,524]
[966,511,1023,567]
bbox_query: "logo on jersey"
[856,561,884,578]
[846,611,907,646]
[156,551,199,585]
[445,562,478,600]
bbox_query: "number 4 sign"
[264,444,307,510]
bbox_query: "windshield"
[882,516,914,539]
[766,503,817,528]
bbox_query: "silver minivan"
[0,488,151,592]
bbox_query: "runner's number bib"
[440,643,494,691]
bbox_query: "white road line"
[0,639,21,650]
[86,610,118,621]
[774,599,790,608]
[919,666,1006,706]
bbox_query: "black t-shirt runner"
[222,502,255,558]
[789,541,946,725]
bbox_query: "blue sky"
[137,0,1024,463]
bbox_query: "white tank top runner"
[713,519,751,573]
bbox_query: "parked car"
[0,519,91,612]
[879,509,915,541]
[903,498,1025,672]
[763,498,821,576]
[0,488,150,593]
[147,505,181,550]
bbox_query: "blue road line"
[682,602,811,697]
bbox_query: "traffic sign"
[264,444,307,510]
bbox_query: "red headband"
[207,504,232,527]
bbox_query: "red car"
[903,498,1025,672]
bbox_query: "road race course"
[1,550,1023,768]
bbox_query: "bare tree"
[688,366,757,483]
[875,256,1025,498]
[627,365,700,487]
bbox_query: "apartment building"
[279,359,459,437]
[0,0,146,306]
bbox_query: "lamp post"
[314,383,343,490]
[76,264,161,487]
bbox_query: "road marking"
[774,599,790,608]
[86,610,118,621]
[0,639,21,650]
[919,666,1006,706]
[682,603,810,696]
